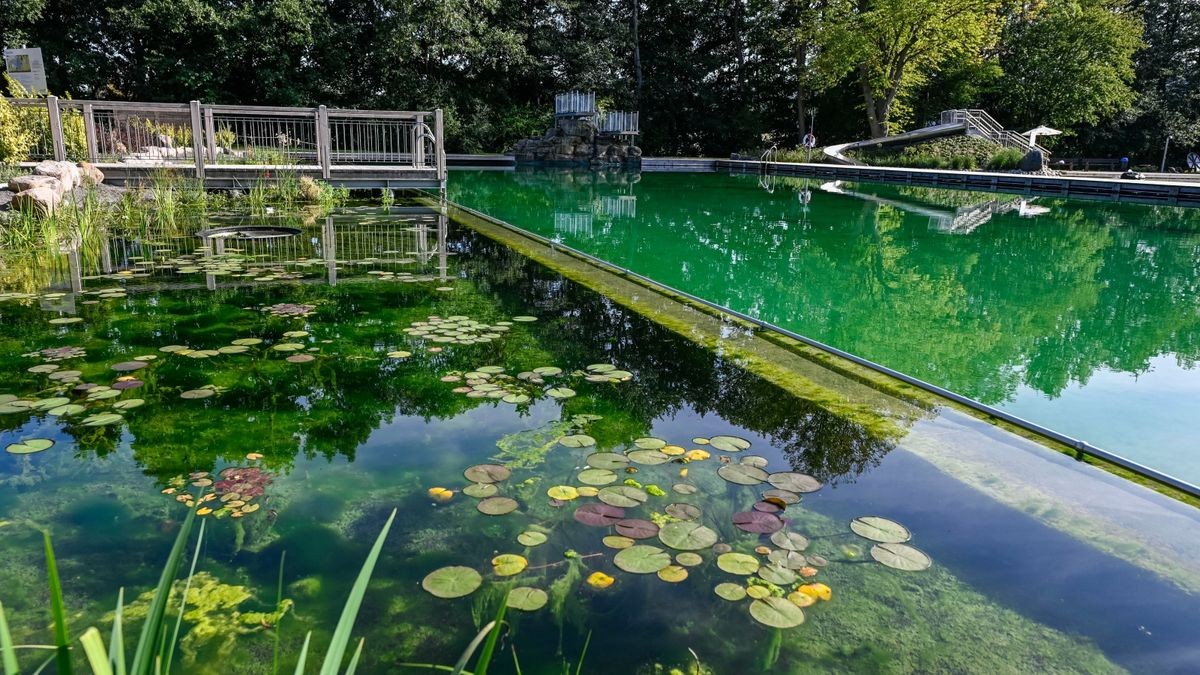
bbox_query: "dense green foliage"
[1,0,1196,162]
[849,136,1025,170]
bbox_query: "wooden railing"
[7,97,447,183]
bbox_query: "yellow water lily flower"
[684,449,710,461]
[586,572,615,589]
[427,487,454,502]
[799,583,832,601]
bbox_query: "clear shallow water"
[448,169,1200,484]
[0,205,1198,673]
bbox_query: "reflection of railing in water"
[819,181,1026,234]
[596,195,637,219]
[554,212,594,238]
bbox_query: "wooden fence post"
[318,105,331,179]
[82,104,98,162]
[434,109,446,183]
[47,96,66,161]
[204,106,217,163]
[414,114,426,169]
[189,100,204,179]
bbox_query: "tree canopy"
[2,0,1195,162]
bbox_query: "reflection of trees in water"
[452,170,1200,405]
[457,234,895,484]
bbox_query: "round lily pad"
[586,364,616,373]
[739,455,769,468]
[615,519,659,540]
[180,389,215,400]
[422,566,483,598]
[746,585,771,599]
[749,597,805,628]
[502,393,531,404]
[231,338,263,346]
[676,552,703,567]
[718,464,768,485]
[49,317,83,325]
[533,366,562,376]
[672,484,698,495]
[558,434,596,448]
[732,511,784,534]
[850,516,912,543]
[657,565,688,583]
[547,485,579,501]
[577,486,600,497]
[613,545,672,574]
[768,472,823,494]
[658,522,719,550]
[492,554,528,576]
[603,535,635,549]
[82,413,123,427]
[464,464,511,484]
[111,361,148,372]
[463,483,498,498]
[506,587,547,611]
[586,453,629,469]
[159,345,190,353]
[5,439,54,454]
[626,449,671,465]
[517,531,548,547]
[286,354,315,364]
[31,397,70,411]
[870,543,932,571]
[598,485,647,508]
[477,497,519,516]
[770,531,810,551]
[708,435,751,452]
[512,315,537,322]
[577,468,618,485]
[47,404,86,417]
[112,380,144,391]
[574,503,625,527]
[717,552,760,575]
[758,563,797,585]
[768,550,808,570]
[218,345,250,355]
[763,489,801,505]
[632,437,666,449]
[546,388,576,399]
[272,343,305,352]
[714,583,747,601]
[664,503,701,520]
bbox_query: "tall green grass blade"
[0,600,19,675]
[509,645,522,675]
[317,508,396,675]
[293,631,312,675]
[272,551,286,675]
[449,621,495,675]
[573,630,592,675]
[43,531,73,675]
[162,519,205,675]
[31,653,55,675]
[394,666,468,674]
[109,589,126,675]
[80,628,113,675]
[343,638,364,675]
[473,596,507,675]
[130,502,198,675]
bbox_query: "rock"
[34,160,81,193]
[78,162,105,186]
[12,186,61,214]
[8,175,64,198]
[1019,150,1045,173]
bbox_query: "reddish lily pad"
[574,503,626,527]
[732,511,784,534]
[615,519,660,540]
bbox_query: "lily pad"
[180,389,215,400]
[664,503,701,521]
[546,388,576,399]
[749,597,805,628]
[492,554,528,576]
[657,565,688,583]
[763,489,801,505]
[739,455,769,468]
[82,413,123,427]
[603,535,636,549]
[577,468,618,486]
[870,543,932,571]
[5,439,54,454]
[464,464,511,484]
[598,485,648,508]
[574,503,625,527]
[586,452,629,469]
[615,519,660,540]
[49,317,83,325]
[506,587,548,611]
[758,563,798,585]
[111,361,148,372]
[672,484,698,495]
[732,511,784,534]
[716,552,760,575]
[768,472,823,494]
[768,549,808,570]
[47,404,86,417]
[231,338,263,346]
[463,483,498,498]
[632,437,666,449]
[272,343,305,352]
[708,435,751,452]
[714,583,747,601]
[718,464,768,485]
[613,545,672,574]
[31,397,71,411]
[547,485,579,501]
[746,586,771,599]
[517,531,548,547]
[286,354,315,364]
[533,366,562,376]
[658,521,719,550]
[626,449,671,465]
[558,434,596,448]
[675,552,703,567]
[422,566,483,598]
[850,516,912,543]
[477,496,519,516]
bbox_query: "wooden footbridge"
[9,97,447,189]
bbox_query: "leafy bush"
[986,148,1025,170]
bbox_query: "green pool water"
[448,169,1200,485]
[2,204,1199,674]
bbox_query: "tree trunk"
[632,0,643,104]
[859,66,884,138]
[796,41,809,142]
